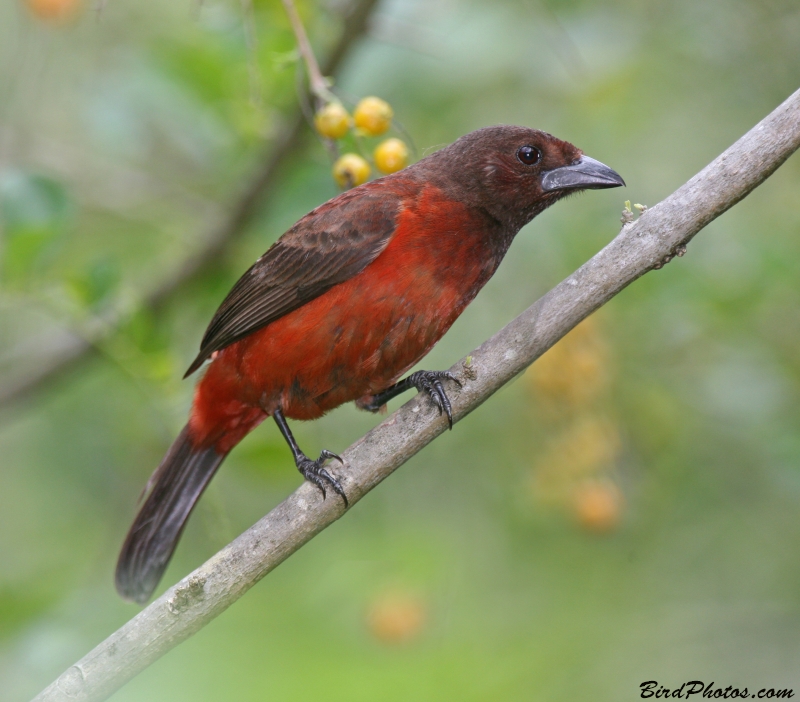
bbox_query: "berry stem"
[352,129,371,163]
[281,0,336,106]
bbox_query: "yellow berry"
[374,138,409,174]
[353,96,393,136]
[314,102,351,140]
[332,153,370,188]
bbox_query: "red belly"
[189,188,499,452]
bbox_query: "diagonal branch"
[0,0,379,411]
[31,88,800,702]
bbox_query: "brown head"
[412,125,624,233]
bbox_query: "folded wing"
[185,184,403,377]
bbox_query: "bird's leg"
[273,408,348,507]
[359,370,462,429]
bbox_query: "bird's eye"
[517,145,541,166]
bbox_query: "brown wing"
[184,184,403,377]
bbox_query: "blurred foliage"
[0,171,72,285]
[1,0,800,700]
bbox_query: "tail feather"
[115,426,225,604]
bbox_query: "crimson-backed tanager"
[116,126,624,603]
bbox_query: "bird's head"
[423,125,625,232]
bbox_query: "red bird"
[116,126,624,603]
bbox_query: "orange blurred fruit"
[527,316,609,411]
[574,480,623,533]
[25,0,82,21]
[530,415,621,506]
[367,592,426,644]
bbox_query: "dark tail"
[115,426,226,604]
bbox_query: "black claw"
[297,451,348,508]
[317,467,348,507]
[409,370,461,430]
[433,380,454,428]
[429,387,444,412]
[320,449,344,465]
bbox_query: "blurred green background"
[1,0,800,699]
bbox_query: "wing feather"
[184,184,404,377]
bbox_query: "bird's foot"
[297,450,348,507]
[356,369,462,427]
[408,370,462,429]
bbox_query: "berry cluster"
[314,97,410,189]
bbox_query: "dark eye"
[517,145,541,166]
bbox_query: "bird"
[115,125,624,603]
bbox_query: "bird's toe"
[298,453,348,507]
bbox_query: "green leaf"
[0,170,72,283]
[68,258,120,310]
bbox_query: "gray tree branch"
[0,0,379,410]
[32,88,800,702]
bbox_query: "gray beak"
[540,155,625,192]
